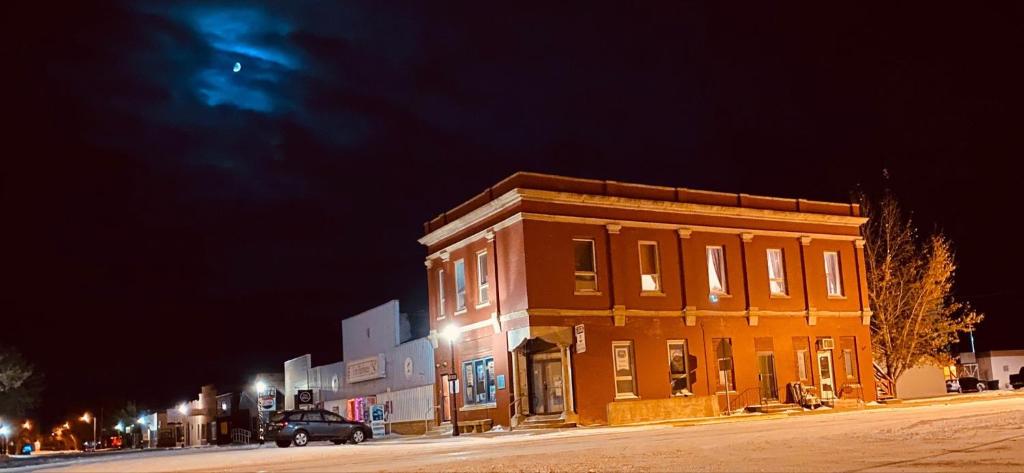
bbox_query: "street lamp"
[80,413,96,448]
[0,424,9,456]
[441,324,461,437]
[253,381,269,444]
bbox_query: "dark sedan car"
[267,409,373,448]
[956,376,986,393]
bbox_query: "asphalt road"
[13,394,1024,472]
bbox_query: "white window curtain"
[767,249,787,295]
[707,246,727,294]
[824,252,842,296]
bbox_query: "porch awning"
[507,326,573,352]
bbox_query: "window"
[766,248,787,296]
[454,259,467,311]
[476,251,489,305]
[639,242,661,292]
[824,251,843,296]
[323,412,344,422]
[840,336,859,381]
[573,239,598,292]
[303,411,324,422]
[793,337,812,382]
[612,341,638,399]
[706,246,728,294]
[713,338,736,392]
[437,269,446,317]
[462,356,496,405]
[668,341,692,396]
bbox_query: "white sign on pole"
[574,324,586,353]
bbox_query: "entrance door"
[756,353,778,402]
[440,374,451,422]
[817,351,835,401]
[528,352,564,415]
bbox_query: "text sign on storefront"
[574,324,586,353]
[370,404,386,437]
[347,354,386,383]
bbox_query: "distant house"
[977,350,1024,389]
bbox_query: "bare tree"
[0,345,42,417]
[861,192,982,393]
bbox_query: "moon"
[233,62,242,73]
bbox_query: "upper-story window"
[706,246,728,295]
[766,248,787,296]
[639,241,661,293]
[476,250,489,306]
[437,269,446,318]
[454,259,467,311]
[823,251,843,297]
[573,239,598,292]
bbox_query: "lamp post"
[80,413,96,448]
[441,324,460,437]
[177,403,189,447]
[253,381,268,444]
[0,423,9,456]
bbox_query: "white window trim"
[573,238,599,294]
[612,341,639,400]
[706,246,729,295]
[638,241,662,294]
[476,250,490,308]
[766,248,788,296]
[824,251,844,297]
[667,340,691,396]
[454,259,467,312]
[437,269,447,319]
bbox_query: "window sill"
[613,394,640,401]
[475,301,491,309]
[574,291,603,296]
[710,292,732,298]
[640,291,666,297]
[436,315,447,320]
[454,309,468,316]
[769,293,791,299]
[715,391,738,395]
[827,295,847,300]
[459,403,497,412]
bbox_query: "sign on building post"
[296,389,314,410]
[370,404,386,438]
[574,324,586,353]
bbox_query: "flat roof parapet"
[424,172,860,234]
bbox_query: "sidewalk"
[380,389,1024,442]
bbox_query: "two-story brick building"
[421,172,874,429]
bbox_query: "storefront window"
[714,338,736,393]
[668,341,692,396]
[463,356,496,405]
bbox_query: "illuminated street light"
[22,421,31,431]
[255,380,267,393]
[0,426,9,436]
[177,403,188,415]
[441,324,461,437]
[63,422,70,430]
[137,416,145,425]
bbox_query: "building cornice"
[517,188,867,227]
[418,189,523,248]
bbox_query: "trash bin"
[986,380,1000,391]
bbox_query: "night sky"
[4,2,1022,426]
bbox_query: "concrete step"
[745,403,801,414]
[518,414,577,430]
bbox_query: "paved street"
[14,395,1024,472]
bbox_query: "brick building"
[420,172,874,429]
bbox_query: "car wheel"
[977,383,986,392]
[350,429,366,444]
[293,430,309,447]
[275,440,291,448]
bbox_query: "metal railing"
[230,428,251,445]
[722,387,763,414]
